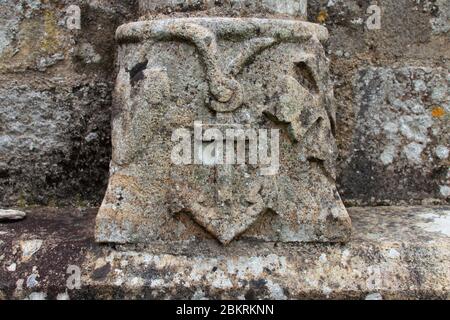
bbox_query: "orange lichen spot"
[317,10,328,24]
[431,106,446,118]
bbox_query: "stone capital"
[96,15,351,245]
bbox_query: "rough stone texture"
[306,0,450,206]
[0,0,449,208]
[96,17,351,245]
[139,0,308,19]
[0,82,112,206]
[340,67,449,206]
[0,0,448,301]
[1,206,449,299]
[0,0,137,207]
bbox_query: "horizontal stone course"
[0,206,449,299]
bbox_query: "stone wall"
[0,0,448,207]
[309,0,450,206]
[0,0,137,207]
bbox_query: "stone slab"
[0,206,449,299]
[0,209,26,221]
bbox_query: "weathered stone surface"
[430,0,450,35]
[96,17,351,245]
[340,67,449,205]
[0,1,449,208]
[307,0,450,206]
[0,81,112,206]
[1,206,449,299]
[139,0,308,19]
[309,0,450,60]
[0,209,26,221]
[0,1,137,207]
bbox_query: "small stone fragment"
[56,292,70,300]
[435,145,449,160]
[7,263,17,272]
[365,292,383,300]
[0,209,26,221]
[27,292,46,300]
[20,240,43,262]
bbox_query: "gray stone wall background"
[0,0,448,207]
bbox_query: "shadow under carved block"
[96,18,351,245]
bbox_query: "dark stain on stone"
[300,108,313,127]
[339,147,446,206]
[243,279,270,300]
[250,279,267,289]
[129,60,148,86]
[244,288,256,300]
[294,61,319,93]
[0,207,97,299]
[263,267,272,275]
[91,263,111,281]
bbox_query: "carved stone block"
[96,17,351,245]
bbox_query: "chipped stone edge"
[115,18,329,43]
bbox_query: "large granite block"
[340,67,449,205]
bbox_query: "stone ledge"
[0,206,449,300]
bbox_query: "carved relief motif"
[96,18,351,244]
